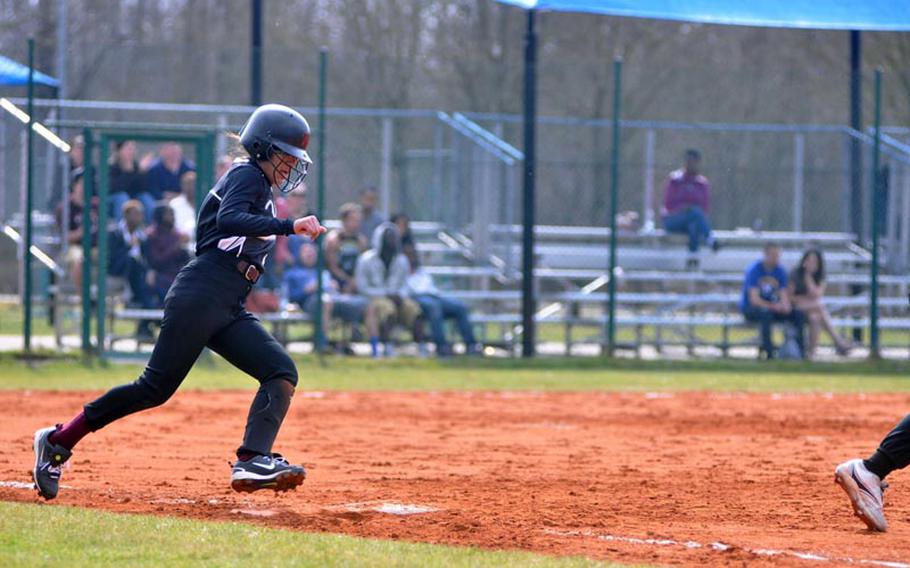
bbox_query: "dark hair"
[152,204,174,225]
[792,248,825,296]
[404,244,419,268]
[685,149,701,161]
[390,212,409,224]
[763,242,781,253]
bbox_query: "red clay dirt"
[2,388,910,566]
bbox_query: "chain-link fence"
[4,93,910,293]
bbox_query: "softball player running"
[32,104,325,499]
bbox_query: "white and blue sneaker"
[230,453,306,493]
[835,459,888,532]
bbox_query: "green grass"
[2,351,910,393]
[0,502,614,568]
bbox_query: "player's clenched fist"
[294,215,327,239]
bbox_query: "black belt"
[236,259,262,284]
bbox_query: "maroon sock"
[48,411,91,450]
[236,451,260,462]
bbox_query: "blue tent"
[497,1,910,31]
[495,0,910,357]
[0,54,59,87]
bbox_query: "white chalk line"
[544,529,910,567]
[0,480,76,490]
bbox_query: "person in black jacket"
[32,104,326,500]
[109,140,154,222]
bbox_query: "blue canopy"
[0,54,59,87]
[498,0,910,31]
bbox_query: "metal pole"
[24,38,35,352]
[869,68,882,359]
[96,136,110,355]
[216,113,228,160]
[520,9,537,358]
[643,129,655,232]
[888,164,899,270]
[81,128,94,353]
[314,48,327,352]
[57,0,67,102]
[793,133,805,231]
[849,30,863,240]
[380,117,393,216]
[606,57,622,357]
[432,120,443,222]
[842,134,852,232]
[250,0,263,106]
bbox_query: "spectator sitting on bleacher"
[169,170,197,240]
[788,248,853,358]
[355,223,421,358]
[285,242,335,349]
[402,246,479,357]
[741,243,806,359]
[276,186,312,273]
[284,242,368,352]
[326,202,368,294]
[109,140,153,222]
[146,205,191,305]
[108,200,156,340]
[662,149,718,257]
[358,187,385,243]
[55,168,98,290]
[146,143,195,205]
[391,212,415,252]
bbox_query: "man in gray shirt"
[358,187,385,244]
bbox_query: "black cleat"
[230,453,306,493]
[32,426,72,500]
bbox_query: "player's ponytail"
[225,132,250,160]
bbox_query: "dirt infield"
[3,388,910,566]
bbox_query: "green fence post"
[96,135,110,356]
[314,48,328,352]
[24,37,35,352]
[81,128,94,354]
[606,57,623,357]
[869,68,883,359]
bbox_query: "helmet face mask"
[270,149,311,194]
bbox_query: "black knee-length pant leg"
[83,255,248,431]
[206,312,298,457]
[865,414,910,479]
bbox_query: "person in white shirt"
[168,170,198,242]
[402,246,479,356]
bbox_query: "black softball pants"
[83,251,298,457]
[865,414,910,479]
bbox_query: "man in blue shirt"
[740,243,806,359]
[146,143,195,205]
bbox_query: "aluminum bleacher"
[105,221,910,357]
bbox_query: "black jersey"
[195,160,295,268]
